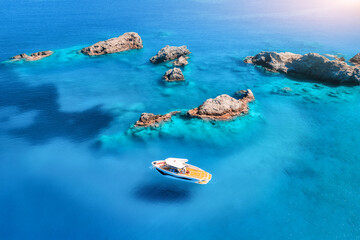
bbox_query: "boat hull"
[155,167,201,183]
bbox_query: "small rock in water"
[234,89,255,99]
[162,68,185,82]
[150,45,191,63]
[81,32,143,56]
[350,53,360,65]
[173,56,189,66]
[11,50,53,61]
[133,111,181,128]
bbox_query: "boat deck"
[181,165,212,184]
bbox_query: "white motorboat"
[152,158,212,184]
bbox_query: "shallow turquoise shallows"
[1,0,360,239]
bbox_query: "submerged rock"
[187,89,255,120]
[350,53,360,65]
[81,32,143,56]
[150,45,190,63]
[162,68,185,81]
[327,91,339,98]
[245,51,360,85]
[133,111,181,128]
[11,50,53,61]
[272,87,294,96]
[281,87,293,93]
[173,56,189,66]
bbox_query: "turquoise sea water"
[1,0,360,239]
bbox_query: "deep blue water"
[1,0,360,239]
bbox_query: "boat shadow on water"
[0,66,114,144]
[133,181,194,203]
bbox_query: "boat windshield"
[165,158,188,169]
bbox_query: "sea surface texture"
[1,0,360,239]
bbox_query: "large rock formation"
[173,56,189,66]
[187,89,255,120]
[162,68,185,81]
[133,111,181,128]
[150,45,190,63]
[11,50,53,61]
[245,52,360,85]
[350,53,360,65]
[132,89,255,128]
[81,32,143,56]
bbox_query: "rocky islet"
[132,89,255,129]
[149,45,190,63]
[80,32,143,56]
[11,50,53,61]
[133,112,181,128]
[245,51,360,85]
[162,68,185,82]
[187,90,255,120]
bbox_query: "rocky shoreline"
[244,51,360,85]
